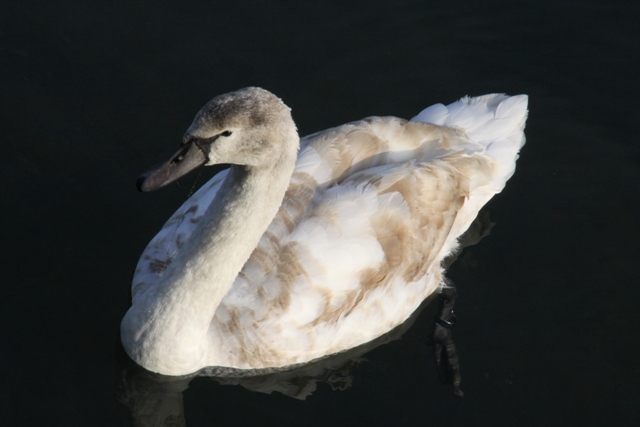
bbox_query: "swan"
[121,87,528,377]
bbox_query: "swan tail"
[411,93,528,193]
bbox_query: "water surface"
[1,0,638,425]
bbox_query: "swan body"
[121,88,528,376]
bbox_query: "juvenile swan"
[122,87,528,376]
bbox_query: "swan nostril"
[171,146,189,164]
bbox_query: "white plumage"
[121,88,528,376]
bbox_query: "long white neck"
[122,150,296,375]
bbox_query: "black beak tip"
[136,175,147,192]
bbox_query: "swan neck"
[121,151,296,375]
[167,160,294,323]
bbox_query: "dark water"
[1,0,639,425]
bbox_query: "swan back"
[412,93,528,193]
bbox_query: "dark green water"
[1,1,638,425]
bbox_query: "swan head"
[137,87,298,192]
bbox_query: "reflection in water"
[118,367,190,427]
[118,297,427,426]
[117,212,492,426]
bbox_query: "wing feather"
[207,118,496,366]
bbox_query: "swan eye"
[221,131,232,137]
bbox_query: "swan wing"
[209,118,498,368]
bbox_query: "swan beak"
[137,142,208,192]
